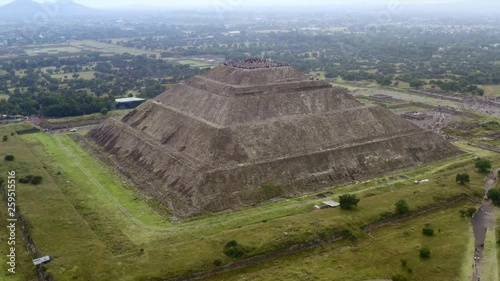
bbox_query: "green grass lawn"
[1,122,498,280]
[51,71,95,80]
[176,59,213,68]
[480,226,499,281]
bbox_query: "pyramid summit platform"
[88,60,461,217]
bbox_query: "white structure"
[33,256,51,266]
[414,179,430,184]
[322,200,340,208]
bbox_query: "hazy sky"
[0,0,466,9]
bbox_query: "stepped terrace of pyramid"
[88,59,461,217]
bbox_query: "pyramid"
[88,59,461,217]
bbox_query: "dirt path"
[471,168,499,281]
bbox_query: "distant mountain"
[48,0,100,17]
[0,0,100,19]
[0,0,42,18]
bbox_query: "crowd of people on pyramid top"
[223,58,290,69]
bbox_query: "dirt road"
[471,169,498,281]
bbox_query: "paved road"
[471,169,498,281]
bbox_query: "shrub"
[380,211,393,219]
[475,158,492,173]
[419,247,431,259]
[459,209,467,217]
[488,189,500,206]
[400,259,408,268]
[466,207,477,217]
[2,135,7,141]
[340,229,356,241]
[223,240,248,259]
[422,227,434,236]
[213,259,223,267]
[395,199,410,215]
[455,173,470,185]
[4,155,14,161]
[30,176,43,185]
[19,177,30,184]
[100,107,109,115]
[338,194,360,210]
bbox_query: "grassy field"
[479,85,500,97]
[51,71,96,80]
[497,209,500,280]
[0,122,498,280]
[389,105,433,113]
[480,226,499,281]
[0,195,38,281]
[176,59,214,68]
[205,202,475,281]
[460,227,476,281]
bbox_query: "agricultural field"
[0,121,498,280]
[70,40,159,57]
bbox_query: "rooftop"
[115,97,146,103]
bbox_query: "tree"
[475,158,492,173]
[422,227,434,236]
[459,209,467,217]
[4,155,14,161]
[419,247,431,259]
[2,135,7,141]
[223,240,248,259]
[338,194,360,210]
[30,175,43,185]
[409,79,425,89]
[466,207,477,217]
[487,189,500,206]
[100,107,109,115]
[395,199,410,215]
[456,173,470,185]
